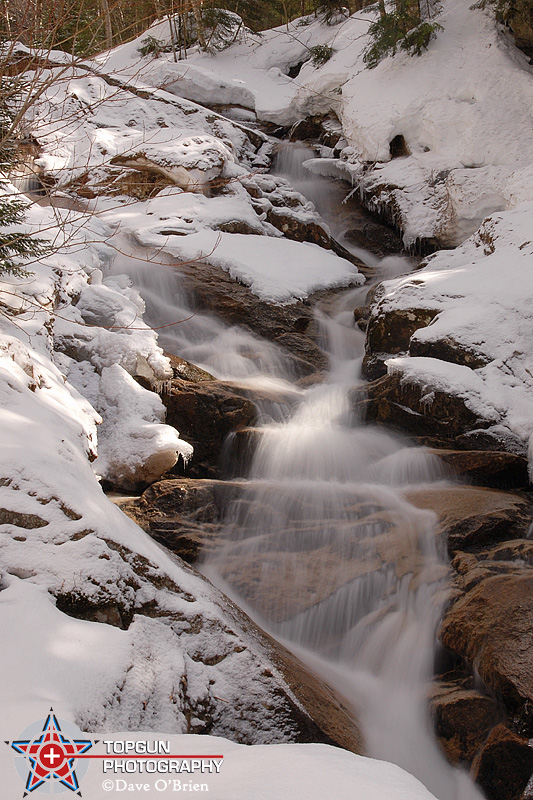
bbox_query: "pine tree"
[0,71,47,277]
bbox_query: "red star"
[10,709,93,795]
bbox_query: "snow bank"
[0,188,191,489]
[1,728,439,800]
[132,226,362,303]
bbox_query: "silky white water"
[108,142,485,800]
[205,146,485,800]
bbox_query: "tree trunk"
[100,0,113,49]
[192,0,206,49]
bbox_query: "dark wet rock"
[223,427,264,478]
[344,219,404,258]
[289,116,325,142]
[440,572,533,735]
[471,724,533,800]
[429,679,501,765]
[427,449,530,490]
[173,259,330,376]
[363,307,439,380]
[405,486,532,555]
[289,114,343,149]
[266,206,330,248]
[117,477,244,562]
[357,373,492,444]
[165,378,257,478]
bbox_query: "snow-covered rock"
[362,205,533,470]
[120,1,533,250]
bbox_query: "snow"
[131,227,362,303]
[3,0,533,792]
[1,724,440,800]
[103,1,533,249]
[0,186,191,491]
[376,205,533,461]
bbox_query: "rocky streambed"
[108,138,533,800]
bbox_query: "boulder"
[358,373,497,448]
[427,449,529,490]
[266,206,331,248]
[164,378,257,478]
[439,572,533,735]
[405,486,532,555]
[363,307,439,380]
[471,724,533,800]
[117,477,244,562]
[173,258,330,376]
[429,679,501,765]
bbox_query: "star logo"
[7,709,94,796]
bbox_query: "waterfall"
[202,145,486,800]
[107,140,485,800]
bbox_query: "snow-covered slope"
[106,0,533,250]
[0,193,348,747]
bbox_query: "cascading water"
[202,146,486,800]
[107,141,485,800]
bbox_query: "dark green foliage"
[363,3,442,67]
[316,1,350,24]
[202,7,245,51]
[0,195,48,277]
[309,42,334,64]
[0,73,47,277]
[138,35,168,57]
[400,18,442,54]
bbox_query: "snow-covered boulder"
[362,205,533,472]
[109,133,237,193]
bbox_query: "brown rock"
[410,334,490,369]
[471,724,533,800]
[439,573,533,733]
[172,259,329,376]
[266,207,331,248]
[427,449,529,490]
[118,477,244,562]
[405,486,532,554]
[165,378,257,478]
[359,373,496,446]
[363,306,439,379]
[165,353,215,382]
[429,680,501,765]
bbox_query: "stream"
[109,141,485,800]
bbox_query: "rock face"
[117,477,243,562]
[429,680,501,765]
[165,377,257,478]
[405,486,532,555]
[163,354,301,478]
[427,450,529,491]
[399,484,533,798]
